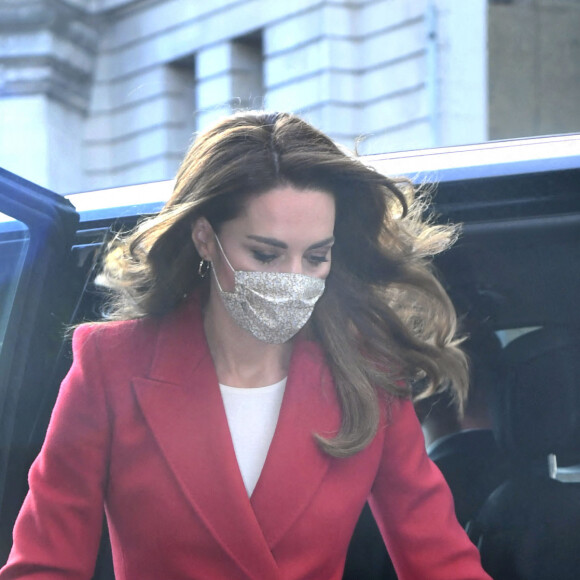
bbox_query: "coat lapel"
[131,297,279,579]
[131,295,342,571]
[250,339,341,548]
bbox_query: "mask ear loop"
[212,234,236,293]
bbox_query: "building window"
[169,54,197,152]
[231,30,264,111]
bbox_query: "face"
[192,185,336,293]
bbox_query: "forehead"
[234,185,335,233]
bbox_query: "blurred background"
[0,0,579,194]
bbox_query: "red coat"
[1,296,490,579]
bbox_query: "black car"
[1,133,579,577]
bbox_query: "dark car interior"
[1,135,579,578]
[467,325,580,580]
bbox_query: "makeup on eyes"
[251,249,278,264]
[246,237,333,267]
[307,254,329,266]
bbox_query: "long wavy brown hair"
[101,111,468,457]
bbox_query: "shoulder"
[69,295,205,376]
[72,316,159,352]
[69,317,163,379]
[382,393,415,429]
[365,394,421,457]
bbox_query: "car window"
[0,213,30,357]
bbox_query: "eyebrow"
[247,235,335,251]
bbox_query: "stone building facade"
[0,0,578,194]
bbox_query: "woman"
[0,112,490,579]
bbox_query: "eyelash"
[308,255,329,266]
[252,251,277,264]
[251,251,330,266]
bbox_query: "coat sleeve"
[369,398,492,580]
[0,325,111,579]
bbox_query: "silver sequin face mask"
[212,235,326,344]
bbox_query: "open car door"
[0,168,79,562]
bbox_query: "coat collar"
[132,294,341,578]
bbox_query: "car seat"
[467,325,580,580]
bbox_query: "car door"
[0,168,79,563]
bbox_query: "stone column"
[0,0,99,193]
[264,2,358,149]
[195,36,264,131]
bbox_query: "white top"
[219,378,287,496]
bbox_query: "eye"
[252,250,278,264]
[307,254,330,266]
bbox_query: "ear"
[191,217,215,261]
